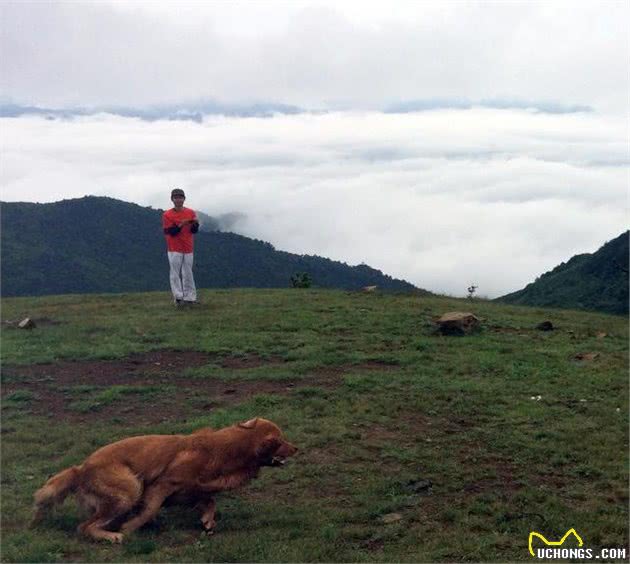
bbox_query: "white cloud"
[1,109,626,297]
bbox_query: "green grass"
[1,288,628,562]
[65,385,164,413]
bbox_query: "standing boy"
[162,188,200,305]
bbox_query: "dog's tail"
[31,465,82,525]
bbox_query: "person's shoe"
[175,299,184,306]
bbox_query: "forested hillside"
[498,231,629,315]
[1,197,418,297]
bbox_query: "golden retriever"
[32,417,297,542]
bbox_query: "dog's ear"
[238,417,259,429]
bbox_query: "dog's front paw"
[201,515,216,533]
[105,532,124,544]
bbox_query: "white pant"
[167,252,196,301]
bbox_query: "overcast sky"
[0,1,628,297]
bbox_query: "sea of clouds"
[1,108,627,297]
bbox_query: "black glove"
[190,221,200,234]
[164,225,182,236]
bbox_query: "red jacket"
[162,207,198,253]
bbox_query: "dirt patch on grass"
[312,360,401,377]
[1,350,279,387]
[219,355,285,369]
[488,326,530,336]
[356,413,526,502]
[2,316,63,328]
[461,472,522,495]
[1,350,340,424]
[456,442,523,496]
[488,325,525,332]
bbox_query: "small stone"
[436,312,480,336]
[596,332,608,339]
[18,317,36,329]
[574,352,600,362]
[362,285,378,293]
[407,478,433,493]
[380,512,403,524]
[536,321,554,331]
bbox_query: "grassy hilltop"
[1,289,628,562]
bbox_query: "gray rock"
[436,312,480,335]
[18,317,36,329]
[407,478,433,493]
[380,512,403,524]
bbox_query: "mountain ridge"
[0,196,420,297]
[497,231,629,315]
[1,98,593,122]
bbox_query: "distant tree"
[291,272,312,288]
[467,284,478,300]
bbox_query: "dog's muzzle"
[261,439,297,467]
[269,456,287,467]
